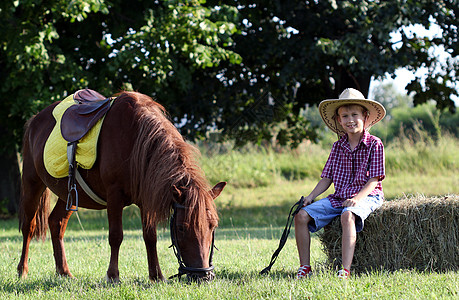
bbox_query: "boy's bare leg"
[294,210,312,265]
[341,211,357,270]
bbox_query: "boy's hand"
[342,197,360,207]
[302,196,314,206]
[344,178,379,207]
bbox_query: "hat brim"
[319,98,386,135]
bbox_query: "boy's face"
[336,105,367,136]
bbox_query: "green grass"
[201,134,459,187]
[1,135,458,299]
[201,134,459,199]
[1,211,458,299]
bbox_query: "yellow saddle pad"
[44,94,108,178]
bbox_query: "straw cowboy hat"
[318,88,386,135]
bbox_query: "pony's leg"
[105,201,124,282]
[17,178,48,279]
[48,199,74,277]
[141,213,164,281]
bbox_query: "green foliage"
[371,102,459,143]
[1,0,458,154]
[0,198,9,215]
[1,0,458,213]
[108,2,241,86]
[0,0,241,152]
[0,0,109,152]
[371,82,413,116]
[212,0,458,145]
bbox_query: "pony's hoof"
[17,265,28,279]
[59,274,76,280]
[149,276,166,283]
[56,271,75,279]
[105,274,120,284]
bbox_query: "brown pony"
[17,91,226,282]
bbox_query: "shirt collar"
[360,130,372,148]
[338,130,371,151]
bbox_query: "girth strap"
[75,169,107,206]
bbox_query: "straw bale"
[318,195,458,273]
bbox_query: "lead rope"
[260,196,305,275]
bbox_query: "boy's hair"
[334,104,369,119]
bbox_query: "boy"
[295,88,386,279]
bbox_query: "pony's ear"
[210,182,226,199]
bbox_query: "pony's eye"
[209,219,218,230]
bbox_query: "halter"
[169,202,215,279]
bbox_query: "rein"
[169,202,215,279]
[260,196,304,275]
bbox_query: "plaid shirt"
[321,130,385,208]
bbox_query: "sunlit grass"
[1,222,457,299]
[200,134,459,193]
[1,134,457,299]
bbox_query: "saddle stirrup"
[66,141,79,211]
[66,142,107,210]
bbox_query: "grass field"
[0,134,458,299]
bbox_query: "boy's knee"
[295,209,310,225]
[340,211,355,225]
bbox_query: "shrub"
[372,103,459,143]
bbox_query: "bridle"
[169,202,215,279]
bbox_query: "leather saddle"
[61,89,112,143]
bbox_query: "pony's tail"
[18,117,50,241]
[18,188,51,241]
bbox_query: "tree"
[1,0,457,214]
[0,0,241,214]
[371,83,413,117]
[201,0,458,145]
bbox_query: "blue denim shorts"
[302,194,383,233]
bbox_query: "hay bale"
[319,195,458,273]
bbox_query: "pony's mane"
[125,92,217,230]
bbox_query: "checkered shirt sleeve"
[368,140,385,180]
[321,142,338,180]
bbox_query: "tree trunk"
[0,123,21,215]
[0,150,20,215]
[336,67,371,97]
